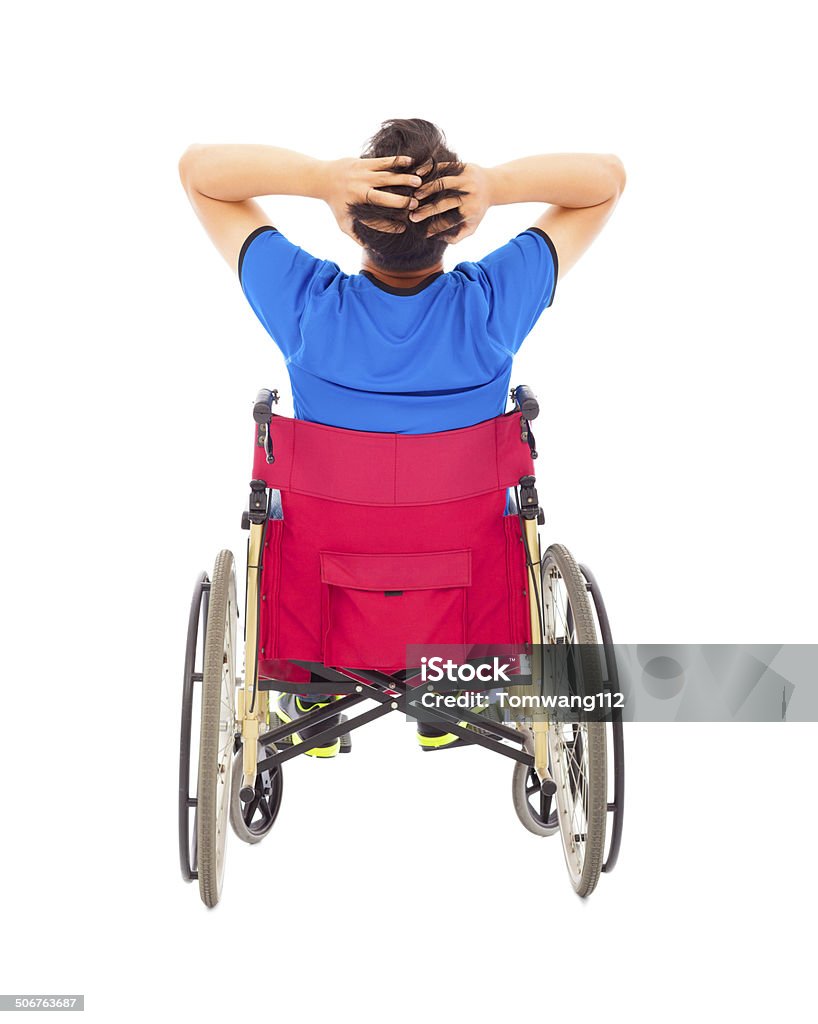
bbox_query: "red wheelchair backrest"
[251,412,534,677]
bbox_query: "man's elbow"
[178,144,205,191]
[603,154,626,199]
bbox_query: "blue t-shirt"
[238,225,557,434]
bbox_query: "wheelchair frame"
[179,385,625,906]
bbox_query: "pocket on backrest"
[320,549,471,670]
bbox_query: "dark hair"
[347,118,466,272]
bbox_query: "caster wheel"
[230,742,283,844]
[511,727,559,837]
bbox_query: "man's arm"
[178,145,327,271]
[178,144,421,271]
[412,152,625,277]
[489,153,626,277]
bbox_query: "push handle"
[513,384,540,463]
[512,384,539,421]
[253,388,279,424]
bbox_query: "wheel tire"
[196,550,238,908]
[542,543,607,897]
[230,742,283,844]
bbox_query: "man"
[179,117,625,753]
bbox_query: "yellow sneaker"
[274,693,350,757]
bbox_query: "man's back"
[239,224,558,433]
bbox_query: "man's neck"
[361,259,444,289]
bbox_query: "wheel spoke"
[254,797,272,829]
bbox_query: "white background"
[2,1,816,1020]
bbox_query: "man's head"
[347,118,466,273]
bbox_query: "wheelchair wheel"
[196,549,238,908]
[511,727,559,837]
[542,544,607,897]
[230,742,283,844]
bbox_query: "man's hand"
[409,162,492,245]
[321,155,423,243]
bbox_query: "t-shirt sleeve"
[458,227,558,355]
[238,225,333,362]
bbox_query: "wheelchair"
[178,385,625,907]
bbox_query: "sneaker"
[416,694,496,751]
[273,693,350,758]
[417,721,469,751]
